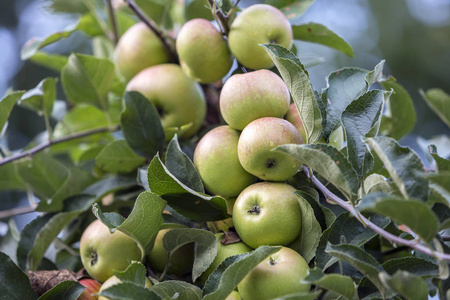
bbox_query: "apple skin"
[176,19,233,84]
[226,290,242,300]
[228,4,293,70]
[147,228,194,276]
[232,182,302,249]
[98,275,152,300]
[78,278,101,300]
[220,70,290,131]
[238,117,302,181]
[114,22,170,82]
[200,233,252,283]
[285,103,306,144]
[207,197,236,233]
[237,247,310,300]
[126,64,206,140]
[194,125,257,198]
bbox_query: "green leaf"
[95,140,146,173]
[0,163,26,191]
[292,23,353,57]
[120,91,165,159]
[61,53,115,107]
[99,282,160,300]
[93,191,166,257]
[379,77,417,140]
[28,51,68,72]
[420,88,450,128]
[428,172,450,205]
[0,251,37,300]
[265,0,315,21]
[379,270,429,300]
[45,0,89,14]
[277,144,359,201]
[19,77,57,118]
[326,243,386,296]
[185,0,214,21]
[165,135,204,193]
[429,145,450,172]
[362,174,395,195]
[151,280,202,300]
[162,228,217,282]
[115,262,147,286]
[296,188,336,231]
[272,291,322,300]
[342,90,390,178]
[359,193,439,243]
[365,136,429,201]
[303,268,355,300]
[38,280,85,300]
[147,154,228,222]
[0,91,24,134]
[262,44,322,143]
[202,246,281,300]
[289,192,322,263]
[382,257,439,277]
[317,212,389,270]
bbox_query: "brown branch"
[301,165,450,261]
[0,203,38,220]
[124,0,178,63]
[0,126,120,167]
[106,0,119,45]
[207,0,230,35]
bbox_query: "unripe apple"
[79,220,142,283]
[114,22,170,82]
[147,228,194,276]
[226,290,242,300]
[220,70,290,130]
[194,125,257,198]
[237,247,310,299]
[285,103,306,144]
[126,64,206,140]
[238,117,302,181]
[228,4,293,70]
[176,18,233,83]
[200,233,252,283]
[78,278,101,300]
[98,275,152,300]
[232,182,302,249]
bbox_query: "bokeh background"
[0,0,449,231]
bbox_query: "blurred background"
[0,0,449,232]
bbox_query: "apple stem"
[301,165,450,261]
[207,0,230,35]
[247,205,261,215]
[106,0,119,45]
[124,0,179,63]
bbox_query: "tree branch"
[106,0,119,45]
[0,203,38,220]
[301,166,450,261]
[124,0,178,63]
[207,0,230,35]
[0,126,120,167]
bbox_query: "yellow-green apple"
[285,103,306,144]
[194,125,257,198]
[78,278,101,300]
[176,18,233,83]
[228,4,293,69]
[237,117,302,181]
[237,247,310,299]
[207,197,236,233]
[126,64,206,140]
[200,233,252,283]
[79,220,142,283]
[220,70,290,130]
[226,290,242,300]
[114,22,170,82]
[98,275,152,300]
[232,182,302,249]
[147,228,194,276]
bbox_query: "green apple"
[238,117,302,181]
[285,103,306,144]
[194,125,257,198]
[237,247,310,299]
[176,18,233,83]
[226,290,242,300]
[79,220,142,283]
[147,228,194,276]
[126,64,206,140]
[220,70,290,130]
[114,22,170,82]
[228,4,293,70]
[98,275,152,300]
[78,278,101,300]
[200,233,252,283]
[232,182,302,249]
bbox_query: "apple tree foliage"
[1,0,450,299]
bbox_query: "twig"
[106,0,119,45]
[207,0,230,35]
[301,166,450,261]
[0,126,120,167]
[226,0,241,18]
[124,0,178,63]
[0,203,38,220]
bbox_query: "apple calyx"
[268,257,278,266]
[90,252,98,266]
[266,158,276,168]
[247,205,261,215]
